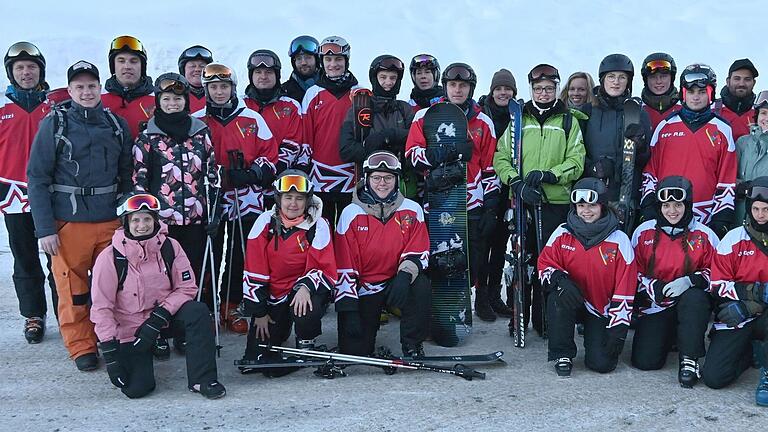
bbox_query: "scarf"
[290,71,318,92]
[104,75,154,103]
[641,86,679,113]
[679,105,714,132]
[280,213,305,229]
[244,84,282,106]
[154,109,191,143]
[317,71,358,98]
[409,85,444,109]
[5,85,48,112]
[565,208,619,249]
[720,86,756,115]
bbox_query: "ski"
[235,350,504,370]
[504,98,526,348]
[618,98,641,234]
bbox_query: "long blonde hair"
[559,72,598,108]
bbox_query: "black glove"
[640,195,657,222]
[650,279,667,304]
[510,177,541,205]
[717,301,750,327]
[688,273,709,290]
[605,325,628,358]
[554,276,584,310]
[363,131,387,153]
[624,123,645,141]
[133,306,171,352]
[205,213,221,237]
[387,271,411,309]
[736,181,752,199]
[708,219,730,239]
[99,339,128,388]
[227,168,259,188]
[478,209,497,238]
[591,157,615,180]
[425,145,459,166]
[524,170,557,189]
[341,311,363,339]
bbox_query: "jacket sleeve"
[90,247,120,342]
[339,107,366,164]
[301,91,316,159]
[479,122,501,206]
[549,110,586,184]
[405,113,431,172]
[118,118,134,193]
[26,115,58,238]
[397,205,430,280]
[296,218,337,294]
[334,207,361,311]
[606,234,637,328]
[251,113,278,188]
[132,133,151,192]
[158,239,198,314]
[537,226,568,283]
[710,127,737,224]
[493,122,520,185]
[631,227,665,305]
[633,109,652,171]
[277,103,307,173]
[242,215,272,318]
[641,121,664,205]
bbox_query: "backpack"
[51,105,124,158]
[113,238,176,291]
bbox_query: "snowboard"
[618,98,641,234]
[424,102,471,347]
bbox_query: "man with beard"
[716,59,759,141]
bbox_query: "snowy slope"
[1,0,765,99]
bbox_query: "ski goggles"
[249,54,278,69]
[110,35,144,53]
[755,90,768,110]
[274,174,311,193]
[289,37,319,56]
[529,64,560,83]
[117,193,161,216]
[6,41,42,58]
[319,42,345,56]
[646,59,673,73]
[373,57,404,71]
[411,54,438,70]
[202,64,234,81]
[443,65,473,81]
[570,189,599,204]
[657,187,687,203]
[181,46,213,62]
[681,72,711,88]
[748,185,768,201]
[363,151,401,171]
[157,78,187,95]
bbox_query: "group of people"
[1,33,767,406]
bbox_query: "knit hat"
[728,58,758,78]
[489,68,517,95]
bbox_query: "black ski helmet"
[247,49,282,84]
[570,177,608,206]
[442,62,477,99]
[746,176,768,231]
[655,175,694,228]
[598,53,634,82]
[4,41,46,88]
[177,45,213,75]
[108,35,147,77]
[409,53,441,86]
[273,169,314,205]
[641,52,677,84]
[527,63,560,84]
[369,54,404,97]
[154,72,191,112]
[679,63,717,104]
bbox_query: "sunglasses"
[444,65,472,81]
[158,79,187,95]
[249,54,278,69]
[110,35,144,52]
[290,37,319,56]
[570,189,599,204]
[319,42,344,56]
[117,194,161,215]
[657,187,687,202]
[363,151,401,171]
[646,59,672,73]
[202,63,233,81]
[274,174,311,193]
[7,41,42,58]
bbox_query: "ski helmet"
[679,63,716,103]
[273,169,314,202]
[108,35,147,76]
[746,176,768,231]
[116,192,162,238]
[247,49,282,83]
[363,150,402,176]
[598,53,634,82]
[4,41,46,87]
[754,90,768,112]
[409,54,441,86]
[570,177,608,205]
[201,63,237,87]
[641,52,677,83]
[442,62,477,99]
[177,45,213,75]
[369,54,404,97]
[655,175,694,228]
[154,73,190,111]
[318,36,350,71]
[288,35,320,58]
[528,64,560,84]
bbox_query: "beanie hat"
[490,68,517,95]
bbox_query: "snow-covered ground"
[1,1,768,430]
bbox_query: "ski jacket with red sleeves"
[405,100,500,211]
[0,91,52,214]
[538,225,637,328]
[101,76,156,139]
[244,93,309,173]
[334,189,429,310]
[710,226,768,330]
[192,98,277,220]
[642,113,736,225]
[717,103,754,141]
[242,196,336,318]
[643,102,681,132]
[301,83,359,193]
[188,91,206,114]
[631,219,718,316]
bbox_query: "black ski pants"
[115,300,218,399]
[4,213,57,318]
[209,217,256,310]
[701,313,768,389]
[316,191,352,227]
[338,273,431,356]
[546,293,619,373]
[631,288,712,370]
[167,224,207,288]
[485,185,511,300]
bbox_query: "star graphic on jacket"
[608,300,632,327]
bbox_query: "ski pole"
[224,150,248,320]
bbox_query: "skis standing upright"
[351,88,373,179]
[618,98,641,234]
[503,99,527,348]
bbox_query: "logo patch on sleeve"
[182,270,192,281]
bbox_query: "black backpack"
[113,239,176,291]
[51,106,124,158]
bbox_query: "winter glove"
[477,209,497,238]
[605,325,628,358]
[554,276,584,310]
[363,131,387,153]
[735,180,752,199]
[425,145,459,166]
[524,170,558,189]
[708,219,730,239]
[663,276,693,298]
[133,306,172,352]
[227,168,259,188]
[99,339,128,388]
[341,311,363,339]
[624,123,645,141]
[591,157,615,180]
[386,271,411,309]
[205,212,221,237]
[717,301,750,327]
[510,176,541,205]
[735,282,768,304]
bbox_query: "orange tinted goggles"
[274,175,310,193]
[111,35,144,52]
[646,60,672,72]
[202,63,233,81]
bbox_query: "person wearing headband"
[702,176,768,406]
[639,53,681,131]
[630,176,717,388]
[538,177,637,377]
[641,63,737,238]
[240,170,336,376]
[734,90,768,226]
[178,45,214,113]
[715,58,759,141]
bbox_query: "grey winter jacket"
[27,101,133,237]
[735,125,768,225]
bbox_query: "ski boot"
[152,337,171,361]
[474,285,497,322]
[678,356,700,388]
[189,380,227,400]
[554,357,572,378]
[402,343,425,359]
[23,316,45,344]
[757,368,768,406]
[490,297,513,318]
[75,352,99,372]
[222,302,248,334]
